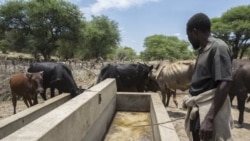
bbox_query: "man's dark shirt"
[189,37,232,96]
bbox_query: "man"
[184,13,233,141]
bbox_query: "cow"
[9,71,44,114]
[229,59,250,128]
[27,62,84,101]
[149,60,195,107]
[97,62,153,92]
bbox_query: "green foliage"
[0,39,10,53]
[0,0,84,60]
[211,5,250,59]
[79,15,120,59]
[140,34,194,61]
[115,46,137,61]
[55,40,75,60]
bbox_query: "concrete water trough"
[1,78,180,141]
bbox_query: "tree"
[211,5,250,59]
[0,1,29,52]
[56,19,86,60]
[0,39,10,53]
[0,0,84,60]
[115,46,137,61]
[80,15,121,59]
[140,34,194,61]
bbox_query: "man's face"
[186,28,200,50]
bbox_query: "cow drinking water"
[27,62,84,100]
[97,63,153,92]
[9,71,44,114]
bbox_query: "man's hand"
[199,118,213,140]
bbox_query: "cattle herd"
[2,59,250,129]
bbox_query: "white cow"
[149,60,195,107]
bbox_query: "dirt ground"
[1,91,250,141]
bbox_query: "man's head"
[186,13,211,50]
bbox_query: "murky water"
[104,112,153,141]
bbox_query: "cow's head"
[136,63,153,78]
[135,63,154,91]
[148,62,166,80]
[77,86,86,94]
[26,71,44,99]
[145,78,160,92]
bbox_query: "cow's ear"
[26,72,32,79]
[149,65,153,70]
[155,63,160,70]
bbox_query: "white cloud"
[174,33,180,37]
[119,26,126,33]
[82,0,159,15]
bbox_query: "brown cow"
[149,60,195,107]
[9,71,44,114]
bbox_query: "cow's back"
[28,62,77,92]
[10,73,28,95]
[158,61,194,90]
[28,62,55,87]
[96,63,152,92]
[97,64,118,83]
[231,60,250,92]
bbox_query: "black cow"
[230,59,250,128]
[97,63,153,92]
[27,62,84,101]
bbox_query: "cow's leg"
[229,92,235,107]
[236,91,247,128]
[172,89,178,107]
[27,96,33,107]
[23,97,30,108]
[157,83,167,107]
[40,88,47,101]
[33,93,38,105]
[50,87,56,98]
[11,92,17,114]
[50,79,61,98]
[165,89,172,107]
[58,88,63,94]
[160,89,167,107]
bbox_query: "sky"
[65,0,249,54]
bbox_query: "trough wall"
[1,79,180,141]
[2,79,117,141]
[0,93,71,139]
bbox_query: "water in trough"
[104,112,153,141]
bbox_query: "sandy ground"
[1,92,250,141]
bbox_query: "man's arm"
[199,80,231,140]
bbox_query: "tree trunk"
[232,46,239,59]
[239,48,246,59]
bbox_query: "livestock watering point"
[0,79,180,141]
